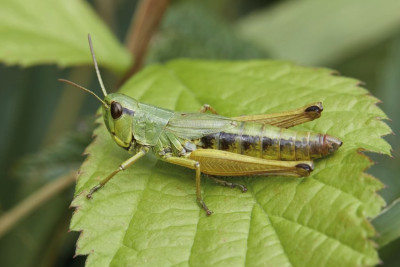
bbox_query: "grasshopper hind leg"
[206,175,248,193]
[233,102,323,128]
[164,150,314,215]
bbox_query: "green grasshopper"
[60,35,342,215]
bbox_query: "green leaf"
[236,0,400,66]
[70,60,391,266]
[0,0,131,74]
[13,119,93,182]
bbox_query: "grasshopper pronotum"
[60,35,342,215]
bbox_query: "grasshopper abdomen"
[199,122,341,161]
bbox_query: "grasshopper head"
[103,93,139,150]
[59,35,142,151]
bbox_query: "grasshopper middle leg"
[164,156,213,215]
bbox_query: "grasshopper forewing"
[60,35,342,215]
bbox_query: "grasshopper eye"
[111,102,123,119]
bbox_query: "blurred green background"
[0,0,399,266]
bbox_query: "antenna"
[58,79,108,107]
[88,34,108,97]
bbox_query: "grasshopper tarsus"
[241,185,248,193]
[230,183,248,193]
[207,175,248,193]
[87,185,102,199]
[198,199,213,216]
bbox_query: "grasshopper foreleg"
[87,148,148,199]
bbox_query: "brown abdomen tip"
[325,135,343,154]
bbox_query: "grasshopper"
[60,35,342,215]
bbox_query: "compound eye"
[111,102,123,119]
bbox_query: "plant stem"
[0,171,76,238]
[121,0,170,83]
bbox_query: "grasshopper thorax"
[103,93,139,150]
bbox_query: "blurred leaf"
[372,35,400,252]
[0,65,70,211]
[330,32,400,252]
[332,40,392,94]
[236,0,400,66]
[0,0,131,74]
[13,118,94,182]
[373,199,400,247]
[0,188,72,267]
[333,34,400,203]
[147,2,268,63]
[70,60,390,266]
[378,235,400,267]
[0,121,93,267]
[371,35,400,205]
